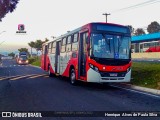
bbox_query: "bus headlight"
[89,64,99,72]
[127,67,131,73]
[26,60,29,63]
[19,60,22,63]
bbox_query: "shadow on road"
[54,76,120,92]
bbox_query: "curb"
[116,83,160,96]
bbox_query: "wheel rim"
[71,71,75,84]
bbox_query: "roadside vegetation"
[29,57,41,67]
[131,62,160,90]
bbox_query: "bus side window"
[66,36,72,52]
[51,42,56,53]
[42,45,45,54]
[48,43,52,53]
[61,38,66,52]
[72,33,78,51]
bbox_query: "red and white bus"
[41,22,131,85]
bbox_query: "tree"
[127,25,134,35]
[134,28,145,36]
[8,52,15,58]
[147,21,160,33]
[0,0,20,21]
[28,41,35,57]
[44,38,49,43]
[28,38,49,56]
[18,48,28,52]
[34,40,43,55]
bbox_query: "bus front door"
[55,41,61,74]
[41,45,48,70]
[78,32,88,79]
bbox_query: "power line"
[111,0,160,13]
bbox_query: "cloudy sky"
[0,0,160,53]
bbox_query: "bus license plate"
[110,73,117,77]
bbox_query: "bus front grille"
[101,78,124,81]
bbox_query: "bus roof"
[47,22,128,44]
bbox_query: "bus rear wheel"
[70,69,77,85]
[48,66,53,77]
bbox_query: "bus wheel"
[70,69,77,85]
[48,66,53,77]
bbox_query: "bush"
[28,57,36,64]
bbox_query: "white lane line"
[110,85,160,98]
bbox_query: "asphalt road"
[0,59,160,120]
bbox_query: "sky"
[0,0,160,53]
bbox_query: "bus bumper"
[87,68,131,83]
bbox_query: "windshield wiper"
[102,34,111,53]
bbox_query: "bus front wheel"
[70,69,77,85]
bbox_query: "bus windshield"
[20,56,27,60]
[91,33,130,59]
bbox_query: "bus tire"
[48,66,53,77]
[70,69,77,85]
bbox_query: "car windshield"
[91,33,130,59]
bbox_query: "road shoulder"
[113,83,160,96]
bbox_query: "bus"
[41,22,131,85]
[16,52,29,65]
[131,41,160,53]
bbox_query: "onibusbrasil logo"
[16,24,27,34]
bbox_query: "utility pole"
[102,13,111,23]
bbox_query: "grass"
[131,62,160,90]
[30,57,41,67]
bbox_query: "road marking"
[43,76,49,78]
[26,74,48,79]
[110,85,160,98]
[10,74,40,80]
[0,77,7,80]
